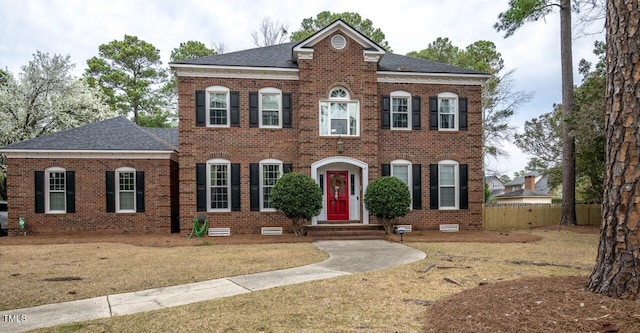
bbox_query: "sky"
[0,0,605,177]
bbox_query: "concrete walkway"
[0,240,426,333]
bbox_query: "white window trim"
[438,160,459,210]
[206,85,230,128]
[391,159,412,209]
[390,91,412,131]
[438,92,459,131]
[207,158,231,212]
[116,167,136,213]
[259,87,282,128]
[319,87,360,137]
[259,158,283,212]
[45,167,66,214]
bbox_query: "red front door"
[326,171,349,220]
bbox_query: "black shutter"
[230,91,240,127]
[412,96,421,130]
[106,171,115,213]
[231,163,241,211]
[196,163,206,212]
[283,163,293,173]
[381,164,390,177]
[282,93,292,128]
[250,163,259,211]
[429,164,438,209]
[195,90,206,127]
[249,92,259,127]
[460,164,469,209]
[35,171,44,213]
[429,97,438,130]
[381,96,390,129]
[65,171,75,213]
[135,171,145,213]
[412,164,422,210]
[459,97,468,131]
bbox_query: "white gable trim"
[171,64,299,80]
[377,71,490,86]
[293,20,385,63]
[2,150,177,162]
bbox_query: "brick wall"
[5,157,176,235]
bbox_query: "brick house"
[1,20,487,235]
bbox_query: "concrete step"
[305,224,386,241]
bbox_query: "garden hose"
[189,216,208,238]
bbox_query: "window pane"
[331,119,347,134]
[209,164,228,210]
[440,114,454,129]
[392,165,409,186]
[262,94,279,110]
[49,172,65,191]
[331,103,347,118]
[119,172,134,191]
[262,111,279,126]
[440,187,455,207]
[348,103,358,135]
[209,92,228,125]
[330,88,347,98]
[393,113,408,128]
[439,99,454,114]
[210,165,228,186]
[211,188,229,209]
[210,110,227,125]
[440,166,455,186]
[320,103,329,135]
[262,164,280,209]
[392,97,408,112]
[49,192,65,211]
[119,192,135,210]
[210,92,227,109]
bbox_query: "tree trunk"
[560,0,577,225]
[588,0,640,300]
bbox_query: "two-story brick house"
[171,20,487,233]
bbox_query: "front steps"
[305,223,386,240]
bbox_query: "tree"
[251,17,289,47]
[588,0,640,300]
[408,38,532,162]
[0,52,113,199]
[290,11,392,52]
[496,0,578,225]
[363,176,411,234]
[85,35,168,127]
[270,172,323,236]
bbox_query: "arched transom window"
[319,87,359,136]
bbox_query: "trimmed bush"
[364,176,411,234]
[270,172,323,236]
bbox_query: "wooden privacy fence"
[483,204,602,230]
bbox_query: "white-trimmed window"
[260,158,282,211]
[207,86,230,127]
[259,87,282,128]
[207,158,230,212]
[438,92,458,131]
[319,87,360,136]
[391,91,411,130]
[438,160,459,209]
[45,167,66,213]
[391,159,412,206]
[116,167,136,213]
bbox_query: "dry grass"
[0,241,327,311]
[34,228,606,332]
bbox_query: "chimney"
[524,175,536,191]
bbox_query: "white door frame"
[311,156,369,225]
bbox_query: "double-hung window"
[438,92,458,130]
[46,167,66,213]
[259,87,282,128]
[391,91,411,130]
[260,159,282,211]
[319,87,359,136]
[207,159,230,211]
[116,167,136,213]
[207,86,230,127]
[438,160,459,209]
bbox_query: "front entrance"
[326,171,349,220]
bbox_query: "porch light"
[337,136,344,154]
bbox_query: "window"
[116,167,136,213]
[45,167,66,213]
[320,87,359,136]
[391,160,412,206]
[438,160,459,209]
[438,92,458,130]
[207,159,230,211]
[260,159,282,211]
[207,86,230,127]
[391,91,411,130]
[259,87,282,128]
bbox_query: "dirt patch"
[426,275,640,332]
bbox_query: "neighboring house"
[494,172,553,204]
[484,175,505,200]
[0,117,179,234]
[1,19,488,235]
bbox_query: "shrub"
[364,176,411,234]
[270,172,323,236]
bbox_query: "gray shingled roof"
[144,127,179,148]
[1,116,178,151]
[171,42,486,75]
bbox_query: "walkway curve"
[0,240,426,333]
